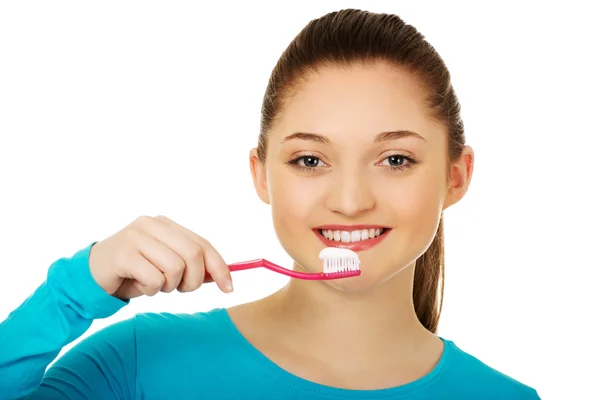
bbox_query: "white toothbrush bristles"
[318,247,361,274]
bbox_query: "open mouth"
[318,228,389,243]
[313,225,391,251]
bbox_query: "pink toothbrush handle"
[203,259,358,282]
[229,259,328,280]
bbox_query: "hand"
[88,215,233,300]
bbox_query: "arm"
[0,243,130,399]
[30,317,138,400]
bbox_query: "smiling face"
[250,61,470,292]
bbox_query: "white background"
[1,1,598,398]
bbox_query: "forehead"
[274,62,440,141]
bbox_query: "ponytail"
[413,216,445,333]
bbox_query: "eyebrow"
[280,130,426,144]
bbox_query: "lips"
[313,225,391,252]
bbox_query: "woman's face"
[250,62,473,292]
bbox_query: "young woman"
[0,9,539,399]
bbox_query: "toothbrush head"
[318,247,361,279]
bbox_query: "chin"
[322,267,407,294]
[322,275,380,294]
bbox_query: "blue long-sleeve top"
[0,244,540,399]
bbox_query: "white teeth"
[341,231,351,243]
[321,228,386,243]
[350,231,361,242]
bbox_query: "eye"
[298,156,322,168]
[287,155,326,171]
[379,154,417,171]
[385,155,407,167]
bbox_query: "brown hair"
[256,9,466,333]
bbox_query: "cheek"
[267,168,320,238]
[401,176,444,219]
[385,169,446,254]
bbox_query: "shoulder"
[39,315,140,398]
[131,307,235,356]
[440,339,540,399]
[132,307,229,338]
[65,308,231,360]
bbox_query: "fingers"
[201,244,233,293]
[124,252,166,296]
[137,234,186,293]
[136,215,232,294]
[137,216,206,293]
[154,216,233,293]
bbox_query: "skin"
[227,61,474,389]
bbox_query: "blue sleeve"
[31,317,138,400]
[0,243,130,399]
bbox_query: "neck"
[264,263,434,363]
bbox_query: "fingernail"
[224,280,233,293]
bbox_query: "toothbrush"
[204,247,361,281]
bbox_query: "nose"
[324,168,376,217]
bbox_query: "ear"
[249,148,271,205]
[443,145,474,210]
